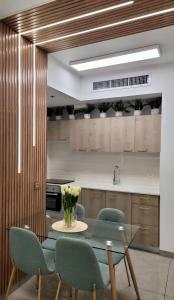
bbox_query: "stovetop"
[46,179,74,185]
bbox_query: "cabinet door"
[110,117,135,152]
[88,118,111,152]
[47,121,70,141]
[131,194,159,247]
[81,189,106,218]
[70,119,89,151]
[135,115,161,153]
[89,119,102,152]
[106,191,131,223]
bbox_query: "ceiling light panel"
[70,46,160,71]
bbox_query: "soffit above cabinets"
[2,0,174,53]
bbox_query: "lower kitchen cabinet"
[106,191,131,223]
[79,188,160,250]
[131,194,159,248]
[81,189,106,218]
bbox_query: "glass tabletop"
[7,212,139,255]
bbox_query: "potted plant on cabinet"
[83,104,95,119]
[149,97,161,115]
[55,106,63,120]
[98,102,110,118]
[67,105,75,119]
[127,99,147,116]
[112,100,128,117]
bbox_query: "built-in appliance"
[46,179,74,212]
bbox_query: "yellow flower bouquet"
[61,185,81,227]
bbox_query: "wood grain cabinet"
[135,115,161,153]
[70,119,89,151]
[110,116,135,153]
[131,194,159,247]
[81,189,106,218]
[106,191,131,223]
[47,120,70,141]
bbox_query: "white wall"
[47,141,159,187]
[47,61,174,252]
[48,56,81,100]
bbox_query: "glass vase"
[63,206,76,228]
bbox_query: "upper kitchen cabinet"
[111,116,135,153]
[70,119,89,151]
[135,115,161,153]
[89,118,111,152]
[47,120,70,141]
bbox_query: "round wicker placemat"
[52,220,88,233]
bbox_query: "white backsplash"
[47,141,160,187]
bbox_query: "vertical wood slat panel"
[0,21,47,293]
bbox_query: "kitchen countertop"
[69,181,160,196]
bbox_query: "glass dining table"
[8,212,140,300]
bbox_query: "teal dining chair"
[93,208,131,286]
[42,203,85,251]
[5,227,55,300]
[55,237,110,300]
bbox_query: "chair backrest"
[97,208,125,223]
[10,227,50,275]
[55,237,105,291]
[92,208,125,240]
[75,203,85,220]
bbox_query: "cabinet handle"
[139,206,151,210]
[137,150,147,152]
[139,226,149,231]
[124,149,133,152]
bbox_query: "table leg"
[107,246,117,300]
[126,250,141,300]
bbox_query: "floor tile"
[165,260,174,299]
[128,249,170,295]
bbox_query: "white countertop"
[69,181,160,196]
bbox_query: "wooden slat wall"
[0,21,47,293]
[2,0,174,53]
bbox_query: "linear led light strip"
[18,34,21,173]
[21,1,134,35]
[33,44,36,147]
[17,38,36,173]
[35,7,174,45]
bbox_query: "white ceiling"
[48,86,81,107]
[0,0,55,19]
[50,25,174,76]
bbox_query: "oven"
[46,191,61,212]
[46,179,74,212]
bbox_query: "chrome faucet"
[113,165,120,185]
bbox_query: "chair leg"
[37,269,42,300]
[36,274,39,290]
[92,283,96,300]
[126,250,141,300]
[55,273,62,300]
[5,265,16,300]
[72,287,78,300]
[124,256,131,286]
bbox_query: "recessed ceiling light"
[70,46,160,71]
[36,7,174,45]
[21,1,134,35]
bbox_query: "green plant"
[127,99,147,111]
[112,100,129,112]
[149,97,162,109]
[97,102,110,113]
[55,106,63,116]
[66,105,74,114]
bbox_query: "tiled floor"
[4,249,174,300]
